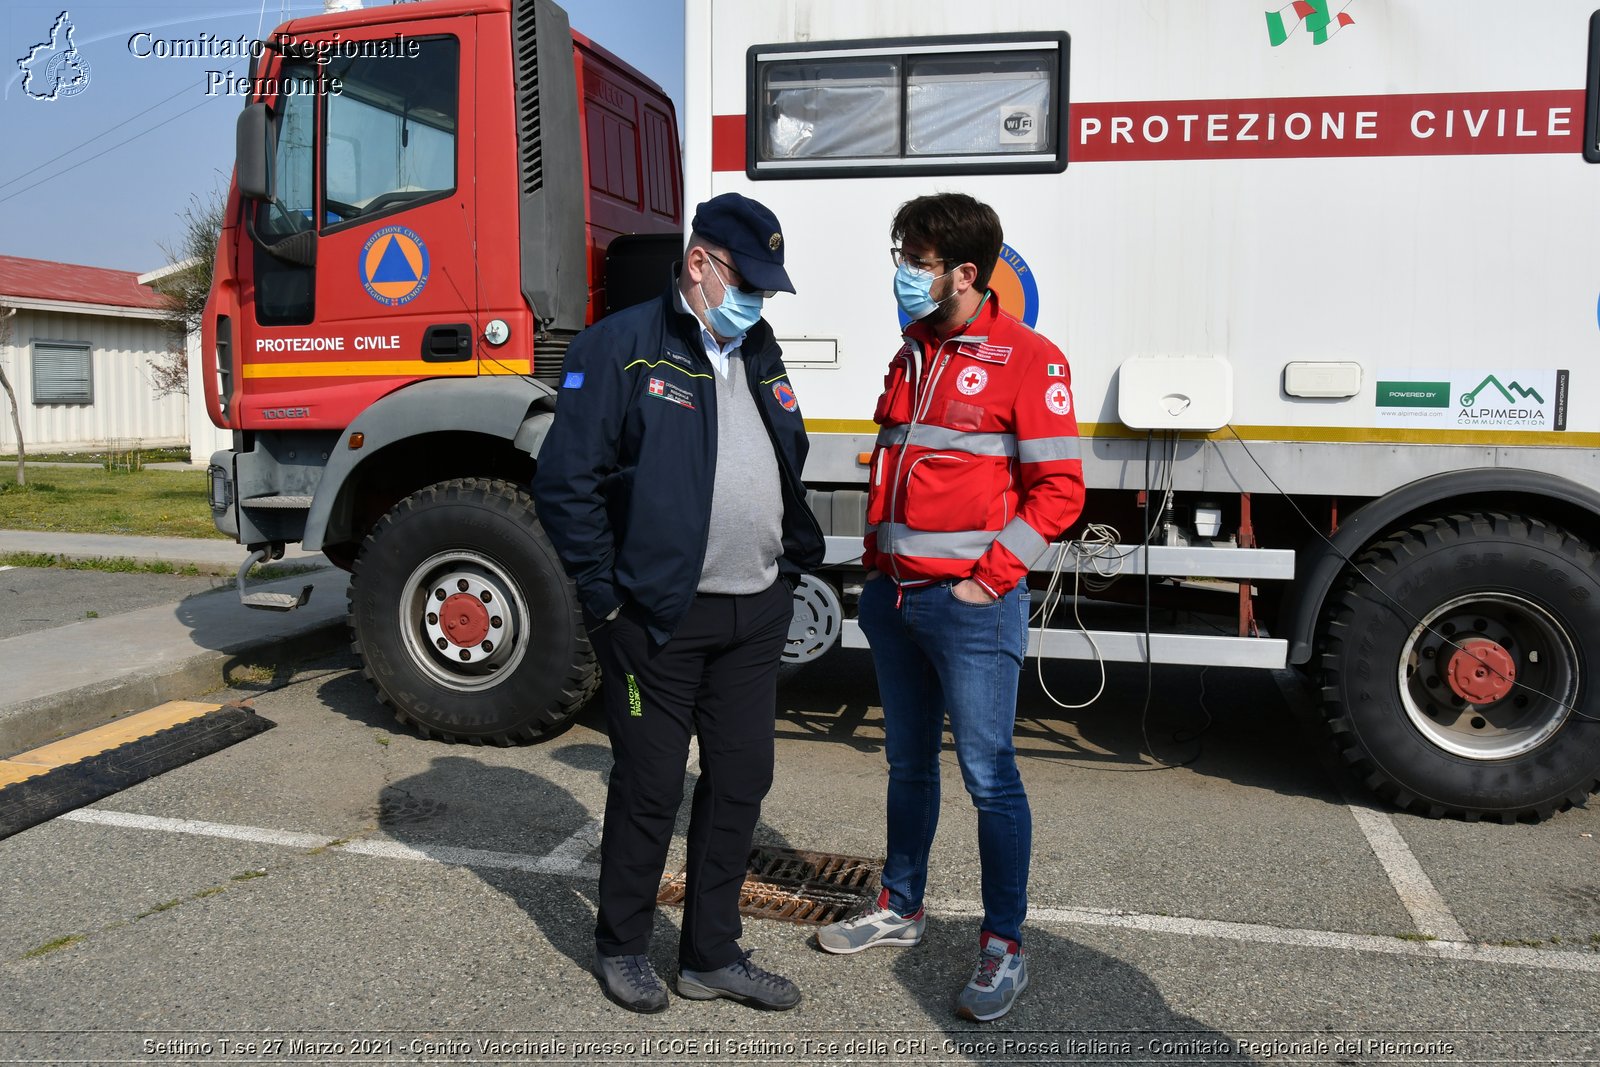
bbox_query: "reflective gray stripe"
[1017,436,1082,463]
[876,425,907,449]
[876,423,1016,457]
[878,524,996,560]
[995,518,1049,567]
[910,425,1015,456]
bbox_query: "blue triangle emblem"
[370,237,419,283]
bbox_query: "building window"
[750,33,1069,179]
[31,340,93,405]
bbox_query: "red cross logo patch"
[956,366,989,396]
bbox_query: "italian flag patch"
[1046,363,1065,377]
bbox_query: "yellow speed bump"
[0,701,221,790]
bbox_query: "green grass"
[0,551,202,575]
[1,447,191,465]
[22,934,85,959]
[0,466,228,540]
[0,551,323,580]
[136,899,182,919]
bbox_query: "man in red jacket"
[816,193,1085,1023]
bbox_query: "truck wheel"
[348,477,598,743]
[778,574,843,683]
[1318,512,1600,821]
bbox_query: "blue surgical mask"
[894,262,953,321]
[700,260,764,338]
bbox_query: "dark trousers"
[588,580,791,971]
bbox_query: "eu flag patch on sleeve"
[562,372,585,389]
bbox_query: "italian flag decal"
[1266,0,1354,47]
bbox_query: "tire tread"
[348,477,598,744]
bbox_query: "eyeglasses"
[704,251,775,298]
[889,247,948,272]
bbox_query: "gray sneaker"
[816,888,926,954]
[954,933,1028,1022]
[677,949,801,1010]
[594,950,669,1014]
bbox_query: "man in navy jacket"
[533,193,822,1014]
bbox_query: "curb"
[0,622,349,759]
[0,571,352,759]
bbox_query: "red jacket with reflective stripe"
[862,294,1086,596]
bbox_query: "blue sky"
[1,0,685,271]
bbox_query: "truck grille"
[513,0,542,195]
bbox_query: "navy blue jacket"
[532,283,824,644]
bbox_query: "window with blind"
[748,33,1070,179]
[32,340,93,405]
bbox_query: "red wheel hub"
[1445,639,1516,704]
[440,593,490,647]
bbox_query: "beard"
[921,277,960,330]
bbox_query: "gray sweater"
[697,354,784,594]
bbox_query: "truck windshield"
[323,37,459,226]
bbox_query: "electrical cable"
[0,86,193,192]
[0,99,211,207]
[1030,523,1126,710]
[1136,431,1206,768]
[1224,424,1599,725]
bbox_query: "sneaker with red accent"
[815,888,926,954]
[955,932,1028,1022]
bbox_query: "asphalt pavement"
[2,530,1598,1064]
[1,649,1597,1065]
[0,530,344,756]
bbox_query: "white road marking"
[935,900,1600,974]
[57,807,1600,975]
[535,818,602,874]
[1271,670,1470,942]
[63,808,328,849]
[1342,793,1469,941]
[60,808,598,880]
[0,565,14,572]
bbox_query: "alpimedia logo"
[16,10,91,101]
[1266,1,1356,47]
[1375,369,1569,432]
[1459,374,1544,408]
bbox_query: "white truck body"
[684,0,1600,820]
[688,0,1594,491]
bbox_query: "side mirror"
[236,103,272,201]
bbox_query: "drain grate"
[658,846,882,925]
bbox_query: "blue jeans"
[858,576,1032,943]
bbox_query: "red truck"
[203,0,681,741]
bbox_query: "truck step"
[235,546,312,612]
[241,495,314,510]
[240,588,313,612]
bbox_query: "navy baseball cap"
[690,193,795,294]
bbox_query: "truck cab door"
[246,19,481,429]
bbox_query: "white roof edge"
[0,295,176,322]
[137,258,204,286]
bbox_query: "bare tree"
[147,184,227,398]
[0,306,23,487]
